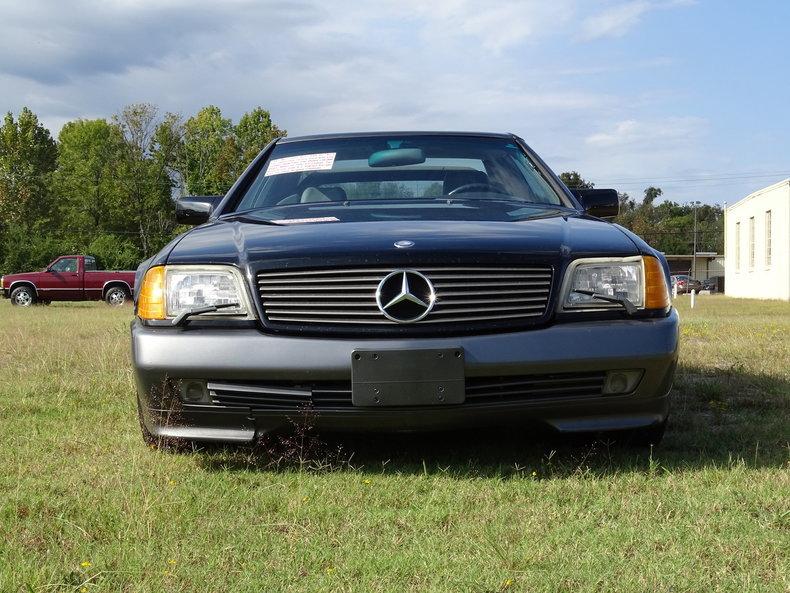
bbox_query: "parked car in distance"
[701,277,718,292]
[671,274,702,294]
[132,131,678,449]
[1,255,135,306]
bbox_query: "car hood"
[2,271,44,283]
[165,212,641,270]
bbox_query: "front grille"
[206,372,605,410]
[466,372,606,403]
[256,266,553,327]
[209,381,353,409]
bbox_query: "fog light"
[603,370,643,394]
[180,380,209,403]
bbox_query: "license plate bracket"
[351,348,465,407]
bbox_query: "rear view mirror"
[571,189,619,219]
[368,148,426,168]
[176,195,223,225]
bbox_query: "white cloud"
[0,0,748,206]
[585,116,706,148]
[580,0,695,41]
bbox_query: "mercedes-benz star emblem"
[394,240,414,248]
[375,270,435,323]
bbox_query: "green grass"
[0,296,788,592]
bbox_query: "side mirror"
[176,195,223,225]
[571,189,619,219]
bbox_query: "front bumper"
[132,310,679,442]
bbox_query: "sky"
[1,0,789,206]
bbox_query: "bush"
[0,223,70,275]
[87,234,142,270]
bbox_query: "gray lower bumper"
[132,310,679,442]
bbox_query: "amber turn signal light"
[644,256,671,310]
[137,266,166,320]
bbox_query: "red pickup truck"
[1,255,135,307]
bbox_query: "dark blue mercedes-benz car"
[132,132,677,447]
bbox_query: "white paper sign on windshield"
[264,152,336,176]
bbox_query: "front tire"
[10,286,35,307]
[105,286,128,306]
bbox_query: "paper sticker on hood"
[271,216,340,225]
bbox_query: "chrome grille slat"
[421,312,545,322]
[433,296,547,305]
[437,289,550,297]
[264,301,381,308]
[432,281,550,288]
[257,265,552,329]
[266,309,384,316]
[266,317,394,324]
[431,304,546,315]
[259,276,388,284]
[258,267,549,276]
[260,284,378,291]
[262,293,375,299]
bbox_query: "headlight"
[137,265,254,321]
[561,256,669,312]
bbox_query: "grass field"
[0,296,788,592]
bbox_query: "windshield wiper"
[571,290,638,315]
[172,303,240,327]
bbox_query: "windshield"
[232,135,566,216]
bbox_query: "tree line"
[0,104,285,274]
[0,107,722,275]
[559,171,724,255]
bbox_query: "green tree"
[53,118,128,235]
[235,106,286,167]
[0,107,57,225]
[643,186,663,205]
[559,171,594,189]
[179,105,235,195]
[114,103,177,257]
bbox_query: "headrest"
[442,169,488,194]
[300,186,348,203]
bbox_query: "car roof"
[278,131,515,143]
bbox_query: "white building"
[724,178,789,301]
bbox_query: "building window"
[765,210,772,267]
[735,221,740,272]
[748,217,755,269]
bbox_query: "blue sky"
[1,0,788,205]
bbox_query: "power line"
[594,171,790,184]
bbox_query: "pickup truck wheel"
[105,287,127,306]
[10,286,35,307]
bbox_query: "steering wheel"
[447,182,506,196]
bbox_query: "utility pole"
[692,201,700,279]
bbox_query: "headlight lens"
[137,265,252,320]
[563,257,644,310]
[562,256,670,311]
[165,268,247,317]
